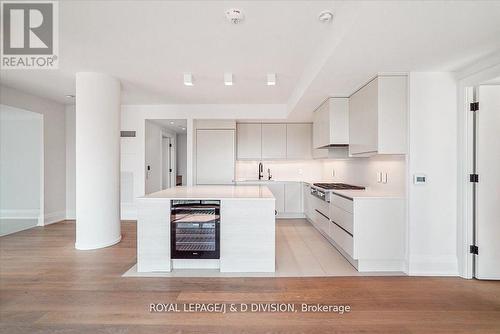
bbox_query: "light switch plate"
[331,169,335,177]
[382,172,388,184]
[413,174,427,185]
[377,172,382,183]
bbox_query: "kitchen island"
[136,185,275,273]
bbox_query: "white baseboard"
[43,210,66,226]
[408,255,459,276]
[75,234,122,250]
[65,210,75,220]
[276,213,306,219]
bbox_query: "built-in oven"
[311,187,329,203]
[170,200,220,259]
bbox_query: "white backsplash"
[321,155,406,194]
[236,155,406,195]
[235,160,323,182]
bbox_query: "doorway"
[0,105,44,236]
[144,119,187,194]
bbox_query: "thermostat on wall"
[413,174,427,185]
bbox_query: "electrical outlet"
[298,168,303,175]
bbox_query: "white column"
[75,72,121,250]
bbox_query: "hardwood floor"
[1,221,499,333]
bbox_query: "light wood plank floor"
[124,219,368,277]
[1,220,500,333]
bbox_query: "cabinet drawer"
[312,196,329,217]
[313,209,330,236]
[331,193,353,213]
[330,222,354,258]
[330,205,353,235]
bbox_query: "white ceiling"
[149,119,187,134]
[0,0,336,105]
[1,1,500,119]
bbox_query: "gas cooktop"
[313,183,365,190]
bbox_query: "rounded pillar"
[75,72,121,250]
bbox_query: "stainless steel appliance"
[311,183,365,202]
[171,200,220,259]
[313,183,365,190]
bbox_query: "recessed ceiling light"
[182,127,186,131]
[183,73,193,86]
[267,73,276,86]
[224,73,233,86]
[170,121,174,125]
[318,10,333,23]
[65,94,75,98]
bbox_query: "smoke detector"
[318,10,334,23]
[225,8,245,24]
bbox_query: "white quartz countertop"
[140,185,275,200]
[306,182,404,199]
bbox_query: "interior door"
[196,129,235,185]
[475,85,500,279]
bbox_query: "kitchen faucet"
[258,162,263,180]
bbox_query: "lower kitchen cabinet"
[304,187,406,272]
[266,183,285,214]
[237,181,305,218]
[284,182,302,214]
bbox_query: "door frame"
[162,132,176,189]
[457,62,500,278]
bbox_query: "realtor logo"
[1,1,58,69]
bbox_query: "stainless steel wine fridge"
[170,200,220,259]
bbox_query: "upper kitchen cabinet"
[237,122,312,160]
[261,124,287,159]
[313,98,349,149]
[237,123,262,160]
[349,75,407,156]
[286,123,312,160]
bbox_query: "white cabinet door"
[303,183,312,218]
[261,124,286,159]
[286,124,312,159]
[284,182,302,213]
[196,129,235,185]
[349,78,378,155]
[329,98,350,145]
[313,101,329,149]
[266,183,285,214]
[237,123,261,160]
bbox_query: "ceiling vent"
[225,8,245,24]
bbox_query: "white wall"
[407,72,458,275]
[321,155,406,194]
[0,85,66,225]
[0,105,43,235]
[176,134,187,185]
[65,105,76,219]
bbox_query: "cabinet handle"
[330,219,353,237]
[315,209,329,220]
